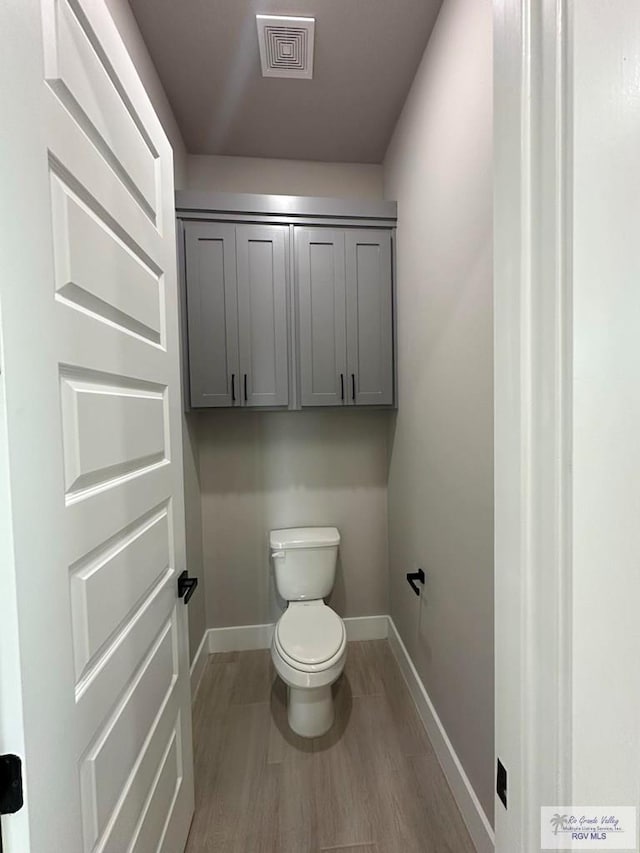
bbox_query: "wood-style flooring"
[185,639,476,853]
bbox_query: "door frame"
[494,0,573,849]
[0,354,28,848]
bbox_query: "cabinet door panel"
[296,228,347,406]
[236,225,289,407]
[184,222,239,407]
[346,230,394,406]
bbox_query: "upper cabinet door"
[345,230,394,406]
[236,225,289,407]
[184,222,240,407]
[296,228,347,406]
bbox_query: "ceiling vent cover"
[256,15,315,79]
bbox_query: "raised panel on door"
[346,229,394,406]
[236,224,289,407]
[296,228,347,406]
[185,222,240,407]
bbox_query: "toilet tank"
[270,527,340,601]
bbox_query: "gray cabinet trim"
[288,223,299,410]
[176,211,398,229]
[176,219,191,411]
[176,191,397,223]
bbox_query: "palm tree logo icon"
[550,814,569,835]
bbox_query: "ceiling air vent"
[256,14,315,80]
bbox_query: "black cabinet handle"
[340,373,344,401]
[351,373,356,402]
[177,570,199,605]
[231,373,236,402]
[243,373,248,402]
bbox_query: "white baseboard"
[189,630,209,701]
[208,621,275,653]
[387,617,495,853]
[205,613,389,654]
[344,614,389,640]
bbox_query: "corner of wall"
[182,410,206,663]
[382,0,494,827]
[103,0,188,188]
[103,0,205,664]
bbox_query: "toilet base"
[287,684,334,738]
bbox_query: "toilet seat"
[275,602,346,672]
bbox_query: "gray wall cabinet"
[184,221,289,408]
[236,225,289,407]
[346,230,394,406]
[185,222,239,408]
[296,228,347,406]
[177,193,397,410]
[296,227,394,407]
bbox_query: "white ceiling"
[130,0,442,163]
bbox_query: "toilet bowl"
[269,526,346,738]
[271,599,347,737]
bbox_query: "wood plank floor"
[185,640,476,853]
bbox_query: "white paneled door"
[0,1,194,852]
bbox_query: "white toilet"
[270,526,347,738]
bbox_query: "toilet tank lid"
[270,527,340,550]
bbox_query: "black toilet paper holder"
[406,568,425,596]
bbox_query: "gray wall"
[187,154,384,199]
[188,157,390,630]
[181,415,205,662]
[383,0,494,824]
[198,411,389,627]
[104,0,206,664]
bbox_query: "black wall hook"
[406,568,425,596]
